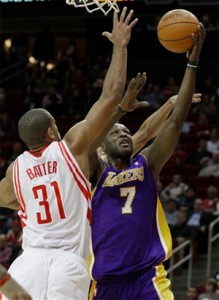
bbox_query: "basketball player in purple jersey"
[0,7,145,299]
[89,24,206,300]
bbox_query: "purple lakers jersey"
[90,154,172,281]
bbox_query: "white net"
[66,0,120,15]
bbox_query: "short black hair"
[18,108,53,148]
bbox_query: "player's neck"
[108,157,130,171]
[29,143,50,154]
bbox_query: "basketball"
[157,9,199,53]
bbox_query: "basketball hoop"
[66,0,120,15]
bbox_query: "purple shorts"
[90,264,174,300]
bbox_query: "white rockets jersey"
[13,140,91,260]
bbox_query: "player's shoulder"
[132,153,148,166]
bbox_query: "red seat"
[180,164,200,176]
[187,176,210,188]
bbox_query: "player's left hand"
[119,72,149,112]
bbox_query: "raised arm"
[64,8,138,166]
[132,98,174,156]
[0,264,31,300]
[131,93,202,156]
[141,24,206,181]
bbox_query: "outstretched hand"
[119,72,149,112]
[187,22,206,63]
[169,93,202,105]
[102,7,138,47]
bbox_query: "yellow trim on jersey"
[89,188,95,279]
[88,239,96,299]
[152,263,174,300]
[89,280,97,300]
[88,242,95,280]
[156,197,172,260]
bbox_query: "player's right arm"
[0,162,19,210]
[131,93,202,156]
[0,264,32,300]
[63,8,138,177]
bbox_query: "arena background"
[1,0,218,134]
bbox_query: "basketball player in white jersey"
[0,7,143,299]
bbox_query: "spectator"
[198,151,219,177]
[207,128,219,154]
[34,70,56,95]
[171,211,191,244]
[178,186,197,212]
[170,210,191,269]
[201,14,214,28]
[191,112,213,138]
[198,278,217,300]
[164,199,178,229]
[186,286,199,300]
[202,185,219,214]
[161,174,188,202]
[143,84,165,109]
[162,76,179,98]
[186,138,212,166]
[42,85,64,117]
[170,211,190,242]
[187,198,215,254]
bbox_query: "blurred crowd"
[185,276,219,300]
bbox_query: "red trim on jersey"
[18,206,27,229]
[58,141,91,202]
[87,207,92,225]
[13,160,26,211]
[28,145,49,157]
